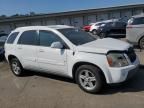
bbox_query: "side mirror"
[50,41,63,49]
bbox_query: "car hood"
[76,38,131,54]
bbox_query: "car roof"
[132,14,144,18]
[91,19,121,25]
[13,25,74,32]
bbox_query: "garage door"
[97,13,108,21]
[121,10,132,22]
[110,12,120,19]
[60,18,70,25]
[133,9,143,15]
[46,20,56,25]
[73,17,83,28]
[0,25,11,34]
[15,23,26,27]
[31,21,42,26]
[88,15,96,24]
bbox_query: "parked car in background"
[83,23,94,32]
[0,33,7,61]
[126,14,144,49]
[89,22,105,35]
[5,25,139,93]
[96,21,126,38]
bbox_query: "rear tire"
[9,58,24,76]
[139,37,144,49]
[75,65,105,94]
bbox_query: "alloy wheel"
[11,61,21,75]
[79,70,97,90]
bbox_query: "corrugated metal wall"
[0,7,144,34]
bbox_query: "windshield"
[58,28,96,45]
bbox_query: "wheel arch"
[8,54,24,68]
[72,62,106,83]
[8,55,17,61]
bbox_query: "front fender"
[67,52,112,83]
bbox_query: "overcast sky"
[0,0,144,16]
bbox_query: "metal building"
[0,4,144,34]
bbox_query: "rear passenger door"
[16,30,39,70]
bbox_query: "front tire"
[75,65,104,93]
[99,32,107,39]
[92,30,97,35]
[10,58,24,76]
[139,37,144,49]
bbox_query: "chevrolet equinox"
[5,25,140,93]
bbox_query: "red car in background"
[83,23,94,32]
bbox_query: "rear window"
[7,32,19,44]
[128,17,144,25]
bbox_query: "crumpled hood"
[76,38,131,54]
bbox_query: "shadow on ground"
[25,70,75,84]
[24,66,144,95]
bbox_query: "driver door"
[37,30,68,75]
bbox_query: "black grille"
[126,47,136,63]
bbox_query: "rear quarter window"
[6,32,19,44]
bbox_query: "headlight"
[107,52,129,67]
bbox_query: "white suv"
[5,25,139,93]
[127,14,144,49]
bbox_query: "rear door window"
[7,32,19,44]
[18,30,38,45]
